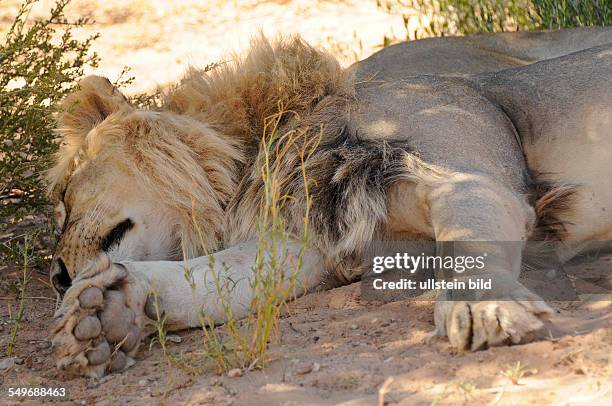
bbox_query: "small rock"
[313,362,321,372]
[37,341,51,350]
[295,361,313,375]
[350,324,358,330]
[0,357,16,370]
[14,357,23,365]
[228,368,242,378]
[384,357,394,363]
[138,379,148,387]
[371,318,378,324]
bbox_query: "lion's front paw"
[434,294,554,351]
[51,255,149,378]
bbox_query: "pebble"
[313,362,321,372]
[0,357,16,370]
[574,366,586,375]
[350,324,358,330]
[37,341,51,350]
[228,368,242,378]
[138,379,148,387]
[295,361,313,375]
[166,335,182,343]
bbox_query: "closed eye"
[101,219,134,252]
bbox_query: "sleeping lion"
[48,28,612,377]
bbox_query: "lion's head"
[47,36,351,296]
[47,76,241,295]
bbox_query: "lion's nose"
[50,258,72,296]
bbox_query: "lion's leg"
[526,122,612,249]
[125,240,325,330]
[424,174,553,350]
[51,240,324,377]
[482,44,612,250]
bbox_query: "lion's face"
[50,157,182,295]
[48,76,239,295]
[49,118,185,296]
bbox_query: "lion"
[47,28,612,377]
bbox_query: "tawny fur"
[531,182,577,240]
[49,78,243,255]
[48,36,360,261]
[47,34,573,276]
[163,34,355,144]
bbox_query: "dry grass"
[501,361,537,385]
[148,108,319,376]
[4,234,33,357]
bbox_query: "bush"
[0,0,99,216]
[379,0,610,38]
[533,0,611,29]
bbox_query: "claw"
[448,302,472,350]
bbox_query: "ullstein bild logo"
[371,275,493,291]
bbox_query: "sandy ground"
[1,257,611,405]
[1,1,611,405]
[1,0,418,94]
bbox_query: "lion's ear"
[58,75,131,137]
[48,76,131,203]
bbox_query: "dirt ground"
[0,0,416,94]
[1,1,611,405]
[1,258,611,405]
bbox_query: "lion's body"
[48,28,612,377]
[356,36,612,246]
